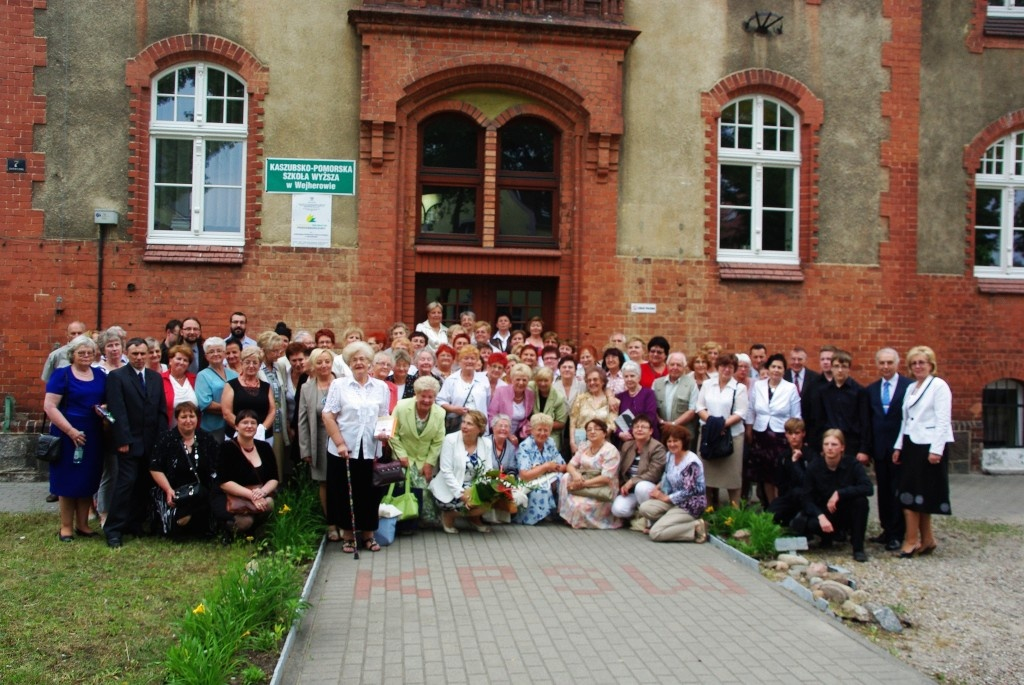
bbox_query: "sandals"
[363,538,381,552]
[341,539,357,554]
[327,528,341,543]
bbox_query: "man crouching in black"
[791,428,873,563]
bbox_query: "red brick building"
[2,0,1024,472]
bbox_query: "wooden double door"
[415,275,556,331]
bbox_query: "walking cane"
[345,456,359,560]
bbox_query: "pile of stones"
[764,550,908,633]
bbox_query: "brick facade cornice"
[349,4,638,44]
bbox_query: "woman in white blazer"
[892,346,953,557]
[428,409,494,534]
[747,354,802,505]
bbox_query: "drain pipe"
[2,396,13,432]
[93,210,119,329]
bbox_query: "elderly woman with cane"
[323,341,392,554]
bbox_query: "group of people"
[40,305,955,561]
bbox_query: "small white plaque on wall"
[630,303,657,314]
[291,194,332,248]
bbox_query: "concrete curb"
[269,535,327,685]
[708,534,838,618]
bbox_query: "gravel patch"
[796,520,1024,684]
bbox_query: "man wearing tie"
[105,338,168,548]
[866,347,911,551]
[784,346,821,440]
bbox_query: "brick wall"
[3,3,1023,472]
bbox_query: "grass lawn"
[0,513,251,684]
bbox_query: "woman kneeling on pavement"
[513,413,565,525]
[559,418,621,529]
[429,409,495,534]
[638,425,708,543]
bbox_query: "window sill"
[977,278,1024,294]
[143,244,245,265]
[718,262,804,282]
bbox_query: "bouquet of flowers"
[465,466,533,513]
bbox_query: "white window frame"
[974,131,1024,279]
[987,0,1024,19]
[717,95,801,265]
[148,63,248,247]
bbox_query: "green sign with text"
[265,158,355,195]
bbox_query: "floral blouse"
[660,452,706,518]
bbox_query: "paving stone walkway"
[280,522,931,684]
[5,475,1018,683]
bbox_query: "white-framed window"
[988,0,1024,18]
[717,96,800,264]
[974,131,1024,278]
[148,63,247,246]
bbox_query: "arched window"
[717,96,800,263]
[974,131,1024,278]
[419,113,483,242]
[497,117,558,245]
[983,378,1024,448]
[149,63,247,245]
[416,111,560,248]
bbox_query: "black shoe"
[58,532,74,542]
[867,533,886,544]
[106,535,122,549]
[816,537,834,550]
[46,493,59,503]
[884,539,902,552]
[853,550,868,563]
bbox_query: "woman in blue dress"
[514,413,565,525]
[43,336,107,541]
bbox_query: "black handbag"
[444,381,477,434]
[700,390,736,461]
[706,429,734,460]
[172,437,207,503]
[372,454,405,487]
[36,434,61,463]
[173,482,207,504]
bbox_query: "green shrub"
[705,503,782,560]
[163,473,320,683]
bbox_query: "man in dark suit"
[784,346,822,440]
[866,347,911,551]
[105,337,168,548]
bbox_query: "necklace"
[240,442,256,453]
